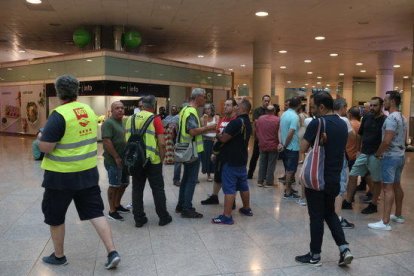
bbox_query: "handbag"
[299,118,326,191]
[174,107,198,163]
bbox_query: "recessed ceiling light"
[395,86,399,89]
[26,0,42,4]
[207,77,212,79]
[18,50,26,53]
[305,83,309,86]
[403,76,409,79]
[255,11,269,17]
[314,36,325,40]
[304,59,312,63]
[301,87,305,89]
[243,83,247,86]
[47,68,51,71]
[197,55,204,58]
[217,74,222,77]
[240,64,246,67]
[317,76,322,79]
[7,68,12,71]
[317,81,321,84]
[287,81,291,83]
[280,66,287,69]
[326,84,330,87]
[278,50,287,54]
[228,68,233,71]
[360,69,366,73]
[393,64,401,68]
[330,53,338,57]
[339,73,344,76]
[312,86,316,88]
[307,71,313,75]
[86,59,92,62]
[356,62,363,66]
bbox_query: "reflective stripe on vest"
[41,102,98,173]
[179,106,204,153]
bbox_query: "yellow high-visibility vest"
[179,106,204,153]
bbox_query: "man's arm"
[283,129,295,149]
[102,138,122,168]
[157,134,166,162]
[375,130,395,157]
[39,141,57,153]
[300,139,311,155]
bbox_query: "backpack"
[123,114,154,174]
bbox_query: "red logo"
[73,108,90,127]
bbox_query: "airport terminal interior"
[1,0,414,275]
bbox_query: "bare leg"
[239,191,250,209]
[285,171,294,193]
[345,175,358,203]
[90,216,116,254]
[335,195,343,217]
[107,187,117,213]
[223,194,235,217]
[371,181,382,205]
[50,224,65,257]
[212,182,222,196]
[382,184,394,224]
[115,186,127,208]
[393,182,404,217]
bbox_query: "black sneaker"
[284,192,300,199]
[105,250,121,270]
[338,248,353,266]
[295,252,321,266]
[159,215,172,226]
[278,175,286,182]
[342,200,353,210]
[340,218,355,229]
[181,209,203,218]
[108,211,124,221]
[361,203,377,214]
[135,217,148,228]
[173,180,181,187]
[116,205,130,213]
[42,253,68,266]
[201,195,219,205]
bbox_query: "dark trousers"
[305,188,348,254]
[248,140,260,177]
[132,163,169,222]
[178,158,200,210]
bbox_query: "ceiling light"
[317,81,321,84]
[197,55,204,58]
[312,86,316,88]
[314,36,325,40]
[86,59,92,62]
[393,64,401,68]
[26,0,42,4]
[47,68,51,71]
[255,11,269,17]
[317,76,322,79]
[301,87,305,89]
[18,50,26,53]
[240,64,246,67]
[243,83,247,86]
[287,81,291,83]
[326,84,330,87]
[330,53,338,57]
[228,68,233,71]
[280,66,287,69]
[7,68,12,71]
[403,76,409,79]
[307,71,313,75]
[305,83,309,86]
[360,69,366,73]
[395,86,399,89]
[278,50,287,54]
[304,59,311,63]
[356,62,363,66]
[217,74,222,77]
[339,73,344,76]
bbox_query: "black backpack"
[123,114,154,174]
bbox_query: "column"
[342,75,353,106]
[376,51,394,98]
[402,78,411,119]
[274,72,285,107]
[252,41,272,108]
[113,26,123,51]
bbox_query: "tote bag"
[299,118,326,191]
[174,107,198,163]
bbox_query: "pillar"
[94,26,101,50]
[402,78,411,119]
[274,72,285,107]
[113,26,123,51]
[376,51,394,98]
[343,75,353,106]
[252,41,272,108]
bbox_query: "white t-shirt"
[338,115,353,133]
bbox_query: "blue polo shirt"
[280,108,300,151]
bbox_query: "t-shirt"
[304,114,348,195]
[338,115,353,133]
[359,113,387,154]
[217,116,235,134]
[255,114,280,151]
[221,114,252,166]
[102,117,126,166]
[382,111,407,157]
[346,119,361,161]
[280,108,300,151]
[40,110,99,191]
[153,115,165,135]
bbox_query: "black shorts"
[42,185,104,226]
[214,159,223,183]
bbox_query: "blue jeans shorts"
[221,163,249,195]
[381,155,405,184]
[104,162,130,187]
[282,149,299,173]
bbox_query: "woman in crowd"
[201,103,220,182]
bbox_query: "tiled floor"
[0,134,414,276]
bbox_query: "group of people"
[37,74,407,270]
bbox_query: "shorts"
[104,162,129,187]
[282,149,299,173]
[381,155,405,184]
[349,153,382,182]
[42,185,104,226]
[221,163,249,195]
[339,158,348,196]
[214,159,223,183]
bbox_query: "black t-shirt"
[304,114,347,195]
[220,114,252,166]
[41,111,99,191]
[359,113,387,154]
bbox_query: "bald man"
[102,101,130,221]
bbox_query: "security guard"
[125,95,172,227]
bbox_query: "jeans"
[258,151,278,184]
[177,158,200,210]
[131,163,170,222]
[173,162,182,182]
[201,139,214,174]
[248,139,260,177]
[305,188,348,254]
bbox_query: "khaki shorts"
[349,153,382,182]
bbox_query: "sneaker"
[42,253,68,266]
[239,207,253,216]
[361,203,377,214]
[284,192,300,199]
[211,214,234,225]
[338,248,353,266]
[135,217,148,228]
[108,211,124,221]
[390,214,405,224]
[173,180,181,187]
[291,188,299,194]
[201,195,219,205]
[181,209,203,218]
[126,203,133,209]
[340,218,355,229]
[368,220,392,231]
[257,181,264,187]
[116,205,130,213]
[295,252,321,266]
[159,215,172,226]
[263,183,275,188]
[105,251,121,270]
[297,198,307,206]
[207,177,213,182]
[341,200,353,210]
[278,175,286,182]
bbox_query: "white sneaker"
[297,198,307,206]
[390,214,405,224]
[368,220,391,231]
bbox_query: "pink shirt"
[255,114,280,152]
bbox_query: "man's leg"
[147,163,170,220]
[382,183,394,224]
[173,162,181,186]
[107,187,117,213]
[131,173,147,222]
[247,140,260,179]
[90,216,116,253]
[50,224,65,257]
[223,194,236,217]
[266,151,278,186]
[114,185,127,209]
[257,151,267,185]
[305,188,325,255]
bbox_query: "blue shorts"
[282,149,299,173]
[381,155,405,184]
[221,163,249,195]
[104,162,129,187]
